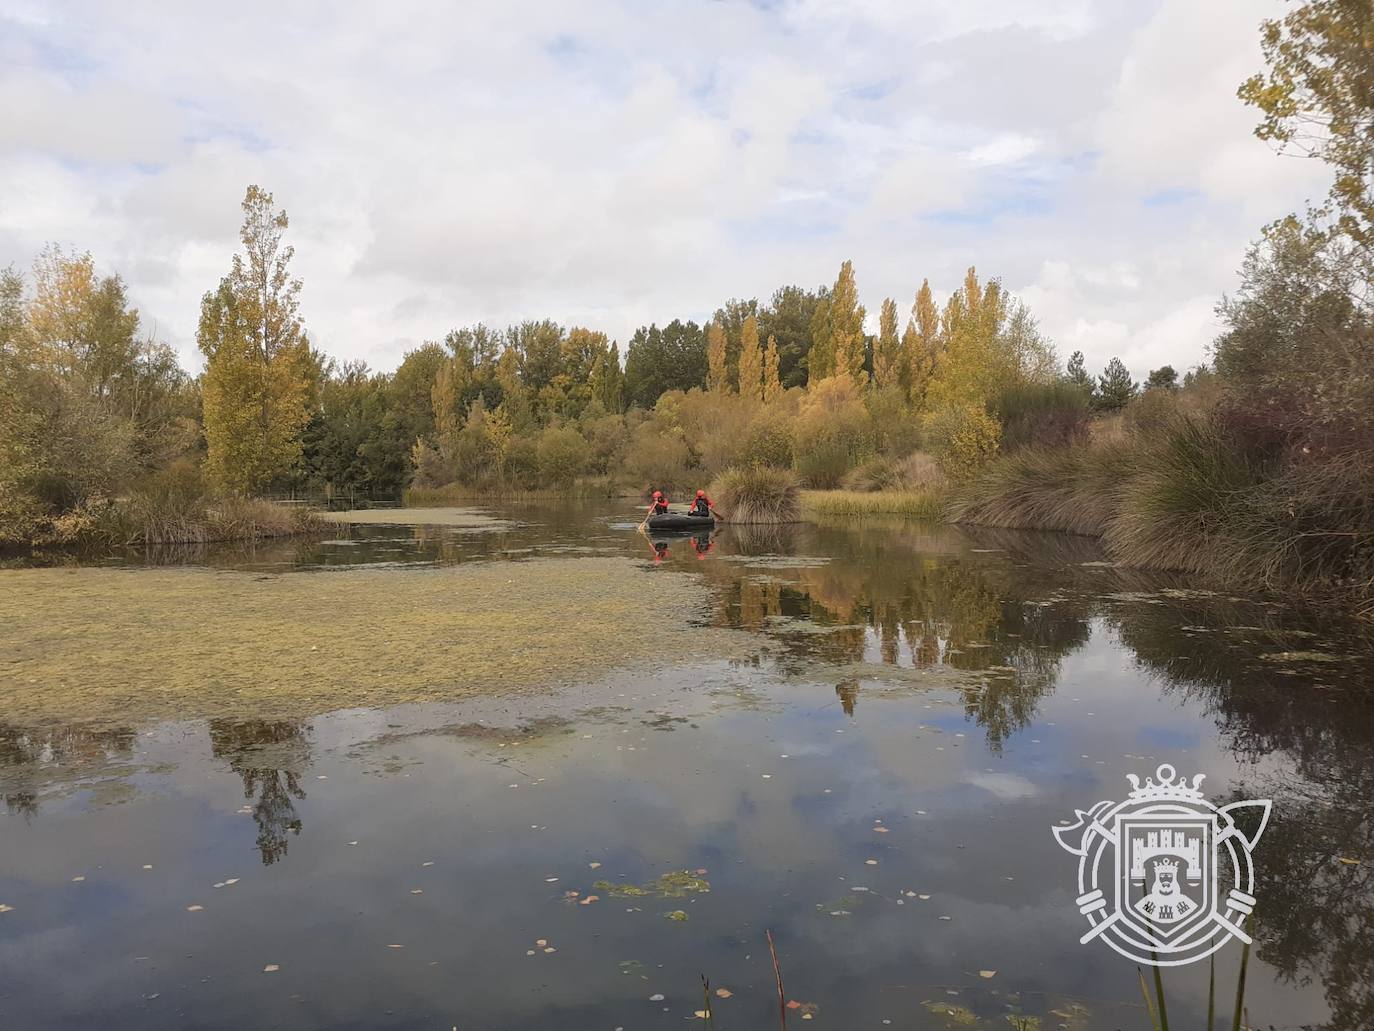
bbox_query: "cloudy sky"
[1,0,1326,379]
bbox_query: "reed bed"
[802,488,946,521]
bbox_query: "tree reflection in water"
[209,718,312,865]
[1111,586,1374,1031]
[0,723,136,819]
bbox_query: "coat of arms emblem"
[1052,764,1271,967]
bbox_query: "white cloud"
[0,0,1328,379]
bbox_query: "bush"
[623,423,692,493]
[841,457,904,492]
[996,381,1090,450]
[710,466,801,523]
[926,404,1002,480]
[792,376,874,486]
[738,416,794,469]
[535,425,589,486]
[795,439,852,488]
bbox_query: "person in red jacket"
[687,489,713,517]
[648,490,670,515]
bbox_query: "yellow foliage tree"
[762,334,782,403]
[737,314,763,402]
[904,278,941,406]
[925,267,1009,413]
[828,260,867,385]
[706,320,728,393]
[198,186,315,494]
[873,297,901,389]
[808,295,834,380]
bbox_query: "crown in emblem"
[1126,764,1206,802]
[1154,857,1180,873]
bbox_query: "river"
[1,501,1371,1029]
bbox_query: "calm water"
[3,502,1373,1030]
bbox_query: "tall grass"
[946,438,1132,535]
[802,489,946,521]
[951,411,1374,611]
[710,466,801,523]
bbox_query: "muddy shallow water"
[2,501,1372,1030]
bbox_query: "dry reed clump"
[710,466,801,523]
[945,437,1132,536]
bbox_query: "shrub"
[926,404,1002,479]
[710,466,801,523]
[623,423,692,493]
[795,439,852,488]
[792,375,874,485]
[738,415,794,469]
[535,425,589,486]
[841,457,904,492]
[996,381,1090,450]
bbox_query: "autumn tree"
[762,334,782,403]
[757,285,822,388]
[807,293,834,380]
[904,279,941,406]
[1239,0,1374,250]
[873,297,901,389]
[737,314,763,402]
[199,186,315,493]
[706,320,728,393]
[828,260,866,385]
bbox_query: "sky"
[0,0,1327,381]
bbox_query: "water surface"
[2,501,1372,1029]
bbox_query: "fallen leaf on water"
[1337,857,1361,865]
[410,889,424,895]
[579,895,600,905]
[213,882,225,889]
[422,861,434,867]
[545,877,559,883]
[980,969,997,978]
[865,859,879,866]
[142,864,153,870]
[263,965,279,973]
[525,950,536,956]
[715,988,733,998]
[224,878,239,886]
[71,876,86,883]
[649,993,665,1002]
[386,944,404,949]
[536,939,548,947]
[0,904,14,913]
[874,827,890,834]
[589,862,602,869]
[694,1011,709,1019]
[919,894,931,900]
[544,947,557,953]
[939,915,952,921]
[186,905,204,912]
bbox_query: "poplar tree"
[807,296,834,380]
[198,185,314,493]
[828,260,866,384]
[706,320,728,393]
[903,279,942,406]
[873,297,901,389]
[762,334,782,403]
[737,314,763,402]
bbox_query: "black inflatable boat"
[646,513,715,530]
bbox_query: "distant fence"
[260,488,403,512]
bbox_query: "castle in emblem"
[1052,764,1272,967]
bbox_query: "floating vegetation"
[322,507,509,528]
[593,870,711,898]
[0,558,745,726]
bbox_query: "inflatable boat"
[646,513,715,531]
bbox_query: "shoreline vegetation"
[3,6,1370,612]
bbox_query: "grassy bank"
[949,414,1374,615]
[802,488,947,521]
[405,480,632,506]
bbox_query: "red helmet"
[696,490,705,498]
[652,490,663,498]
